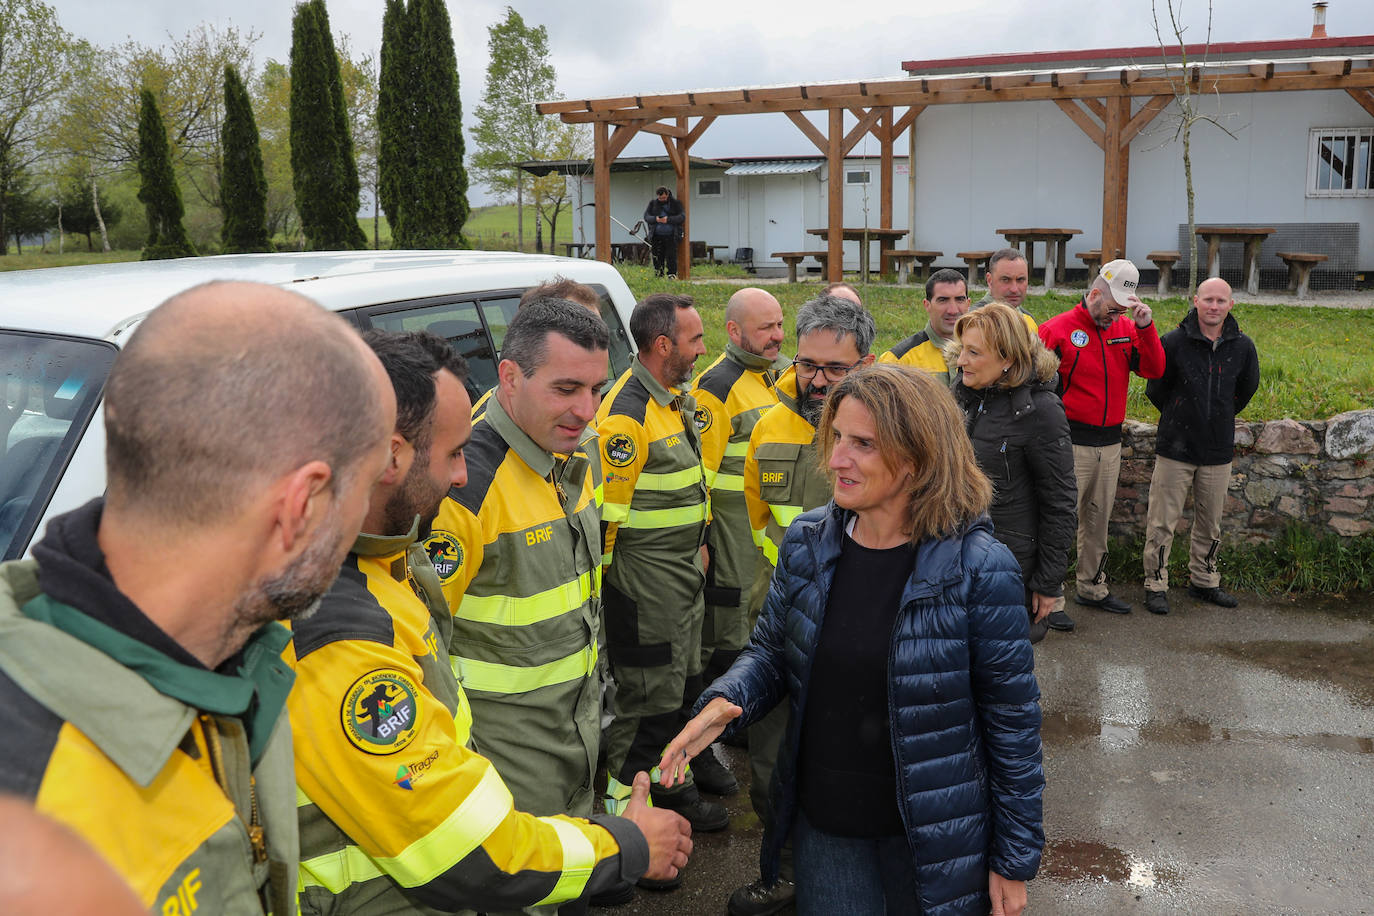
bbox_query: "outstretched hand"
[657,696,742,787]
[989,871,1027,916]
[622,771,692,880]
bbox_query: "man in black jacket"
[644,186,685,277]
[1142,278,1260,614]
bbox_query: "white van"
[0,250,639,560]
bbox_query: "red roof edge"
[901,35,1374,73]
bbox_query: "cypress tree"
[377,0,411,234]
[136,89,197,260]
[220,64,270,253]
[393,0,469,248]
[314,0,367,249]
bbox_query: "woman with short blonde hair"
[662,363,1044,916]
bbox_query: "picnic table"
[562,242,595,259]
[997,228,1082,290]
[611,242,649,265]
[807,227,909,277]
[705,244,728,264]
[1195,226,1276,296]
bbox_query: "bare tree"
[1151,0,1238,293]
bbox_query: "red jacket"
[1038,301,1165,445]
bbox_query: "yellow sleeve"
[289,636,640,910]
[876,349,899,364]
[597,413,648,562]
[1021,312,1039,333]
[429,495,486,612]
[692,388,730,488]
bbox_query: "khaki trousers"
[1143,456,1231,591]
[1072,442,1122,600]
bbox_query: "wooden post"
[879,107,893,276]
[676,117,690,279]
[594,122,611,263]
[1101,97,1125,262]
[827,108,844,282]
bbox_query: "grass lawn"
[0,250,141,271]
[615,265,1374,424]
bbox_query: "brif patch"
[605,433,637,467]
[423,532,464,582]
[342,669,421,755]
[693,406,713,434]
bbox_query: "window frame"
[696,178,723,198]
[845,169,871,185]
[1307,127,1374,198]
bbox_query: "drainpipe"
[1311,2,1328,39]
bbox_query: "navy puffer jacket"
[700,502,1044,916]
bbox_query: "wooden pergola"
[538,38,1374,281]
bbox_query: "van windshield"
[1,332,117,560]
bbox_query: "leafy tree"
[0,0,75,255]
[220,64,269,252]
[137,88,196,259]
[58,177,122,251]
[253,60,300,245]
[289,0,364,249]
[381,0,468,248]
[3,172,52,253]
[472,7,585,252]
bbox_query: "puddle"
[1041,837,1183,889]
[1040,710,1374,754]
[1212,636,1374,706]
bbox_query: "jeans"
[792,808,919,914]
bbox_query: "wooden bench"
[1077,249,1104,276]
[771,251,829,283]
[1276,251,1328,299]
[955,250,993,288]
[887,249,942,286]
[1146,250,1181,295]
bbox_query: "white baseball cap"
[1098,259,1140,307]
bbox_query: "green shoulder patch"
[423,531,464,582]
[342,668,422,755]
[605,432,637,467]
[693,406,714,434]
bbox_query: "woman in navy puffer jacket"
[661,365,1044,916]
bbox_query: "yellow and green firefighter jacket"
[743,367,834,579]
[0,505,298,915]
[287,527,645,915]
[877,322,953,385]
[690,342,788,645]
[473,386,604,511]
[427,393,604,819]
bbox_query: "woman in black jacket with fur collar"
[949,303,1078,643]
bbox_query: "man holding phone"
[1039,259,1165,620]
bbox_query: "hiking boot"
[1145,591,1170,615]
[635,873,683,892]
[1076,592,1131,614]
[590,880,637,905]
[727,877,796,916]
[1046,609,1076,632]
[1028,618,1049,644]
[650,785,730,832]
[689,744,738,796]
[1188,584,1238,607]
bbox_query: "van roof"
[0,250,624,342]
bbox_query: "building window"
[1308,128,1374,197]
[697,179,722,197]
[845,170,870,185]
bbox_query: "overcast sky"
[50,0,1374,203]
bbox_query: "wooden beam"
[1347,88,1374,119]
[1101,96,1129,260]
[1249,63,1275,79]
[880,107,894,274]
[1054,99,1105,150]
[891,105,925,139]
[675,117,691,280]
[827,108,844,282]
[606,120,644,160]
[1053,71,1086,88]
[786,110,829,154]
[686,115,716,147]
[594,122,611,263]
[1311,59,1353,76]
[1081,97,1106,121]
[637,121,688,139]
[660,134,684,174]
[989,74,1034,90]
[842,107,885,155]
[1121,94,1172,145]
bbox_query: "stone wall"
[1111,409,1374,543]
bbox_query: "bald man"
[1142,278,1260,615]
[0,282,394,914]
[688,287,789,796]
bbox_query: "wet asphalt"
[593,584,1374,915]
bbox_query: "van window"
[1,332,117,560]
[363,299,498,396]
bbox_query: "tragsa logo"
[423,532,464,582]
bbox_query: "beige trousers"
[1072,442,1122,600]
[1143,456,1231,591]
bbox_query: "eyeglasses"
[792,358,863,383]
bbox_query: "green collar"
[20,593,294,766]
[631,357,680,407]
[352,518,421,559]
[725,341,791,375]
[485,391,555,478]
[924,322,951,350]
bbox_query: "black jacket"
[953,376,1077,597]
[643,195,684,238]
[1146,309,1260,466]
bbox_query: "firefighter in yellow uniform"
[688,288,788,796]
[878,267,971,386]
[597,294,728,834]
[289,331,690,915]
[730,294,876,916]
[427,301,609,827]
[0,283,398,915]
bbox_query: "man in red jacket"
[1039,259,1165,620]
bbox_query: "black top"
[797,530,915,837]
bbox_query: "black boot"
[689,744,739,796]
